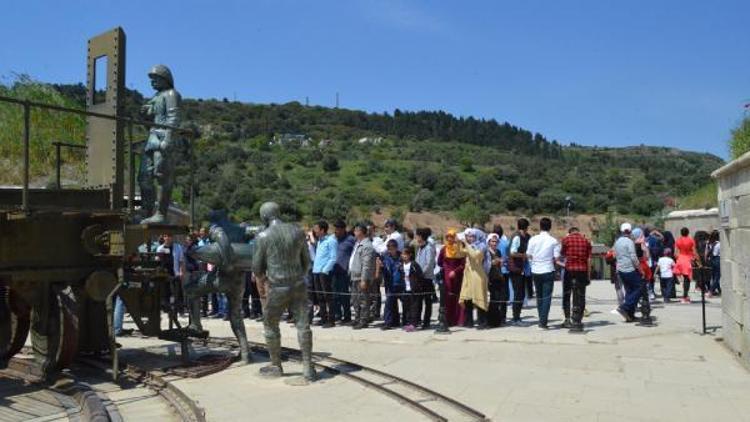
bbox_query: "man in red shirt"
[560,227,592,332]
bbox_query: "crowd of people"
[608,223,721,324]
[113,215,722,337]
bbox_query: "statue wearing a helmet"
[139,64,182,224]
[148,64,174,89]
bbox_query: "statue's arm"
[158,90,181,149]
[252,236,268,278]
[164,90,181,127]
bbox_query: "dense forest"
[0,78,725,225]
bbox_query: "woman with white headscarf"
[459,228,490,329]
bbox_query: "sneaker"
[569,323,584,333]
[615,307,632,322]
[537,324,549,330]
[583,308,591,318]
[404,324,416,332]
[681,297,691,304]
[561,319,572,329]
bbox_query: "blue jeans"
[532,272,554,326]
[114,296,125,335]
[619,271,643,315]
[710,256,721,294]
[218,293,228,316]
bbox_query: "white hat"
[620,222,632,233]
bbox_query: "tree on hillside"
[456,203,490,228]
[322,155,340,172]
[730,116,750,159]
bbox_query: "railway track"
[0,355,116,422]
[3,336,487,421]
[1,351,204,422]
[205,337,488,422]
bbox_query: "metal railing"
[52,141,86,189]
[0,94,197,215]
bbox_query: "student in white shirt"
[525,217,560,329]
[657,248,675,303]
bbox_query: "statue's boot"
[260,336,283,378]
[141,211,166,224]
[299,326,316,382]
[141,184,170,224]
[301,349,317,382]
[186,298,205,335]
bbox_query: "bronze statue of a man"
[252,202,316,383]
[186,210,253,364]
[139,64,181,224]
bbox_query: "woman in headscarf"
[459,228,490,329]
[437,229,466,327]
[486,233,509,327]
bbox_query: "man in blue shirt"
[332,220,355,324]
[312,220,338,328]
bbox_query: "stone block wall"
[713,151,750,370]
[664,209,719,236]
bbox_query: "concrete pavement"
[116,280,750,421]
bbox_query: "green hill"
[0,78,725,223]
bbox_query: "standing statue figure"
[252,202,316,383]
[139,64,181,224]
[186,209,253,363]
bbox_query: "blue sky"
[1,1,748,158]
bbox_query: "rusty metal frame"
[52,141,87,190]
[86,28,125,210]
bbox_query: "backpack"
[605,249,617,265]
[508,231,529,275]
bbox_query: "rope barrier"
[298,288,721,306]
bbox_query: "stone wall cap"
[712,150,750,179]
[665,208,719,219]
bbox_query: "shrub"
[730,116,750,159]
[322,155,340,172]
[456,203,489,227]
